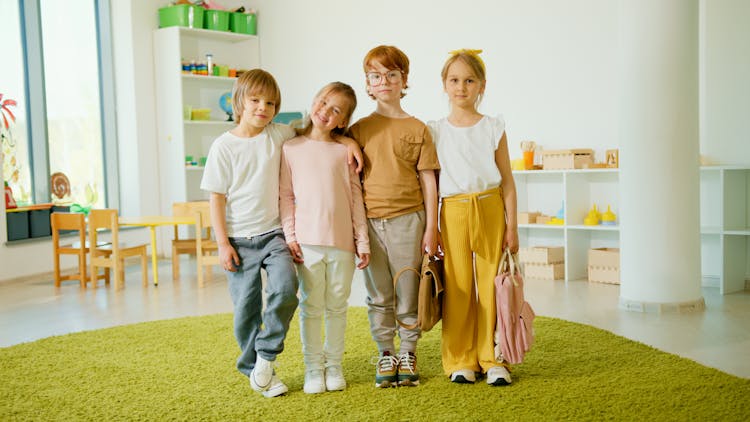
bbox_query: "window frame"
[16,0,118,209]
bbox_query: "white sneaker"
[304,369,326,394]
[250,356,274,392]
[486,365,512,386]
[450,369,476,384]
[325,365,347,391]
[262,374,288,398]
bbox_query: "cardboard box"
[518,212,540,224]
[588,248,620,284]
[519,246,564,264]
[542,149,594,170]
[524,262,564,280]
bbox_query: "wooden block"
[519,212,540,224]
[588,248,620,284]
[519,246,564,264]
[523,262,564,280]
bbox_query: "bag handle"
[497,248,518,277]
[392,255,430,331]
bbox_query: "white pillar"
[618,0,705,312]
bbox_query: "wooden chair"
[171,201,213,281]
[194,205,219,287]
[88,209,149,289]
[50,212,110,288]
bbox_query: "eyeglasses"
[366,70,403,86]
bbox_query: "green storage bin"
[229,12,257,35]
[204,10,230,32]
[158,4,204,29]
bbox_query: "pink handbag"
[494,248,535,364]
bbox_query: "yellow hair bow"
[448,49,486,73]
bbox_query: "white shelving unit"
[153,26,259,215]
[514,169,620,282]
[700,166,750,294]
[515,166,749,293]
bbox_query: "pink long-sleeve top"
[279,136,369,255]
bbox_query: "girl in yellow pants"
[441,189,505,377]
[427,49,519,386]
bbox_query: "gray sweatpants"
[362,210,424,354]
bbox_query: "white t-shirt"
[200,123,295,237]
[427,115,506,198]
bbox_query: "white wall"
[701,0,750,164]
[260,0,620,162]
[1,0,748,282]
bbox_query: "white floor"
[1,257,748,379]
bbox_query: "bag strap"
[497,248,519,282]
[392,255,428,330]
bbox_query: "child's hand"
[340,137,364,173]
[219,244,241,272]
[357,252,370,269]
[422,229,439,258]
[288,241,304,263]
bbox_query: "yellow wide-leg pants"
[440,188,504,375]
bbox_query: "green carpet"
[1,308,748,421]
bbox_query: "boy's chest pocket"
[397,135,422,162]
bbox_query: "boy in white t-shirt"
[201,69,298,398]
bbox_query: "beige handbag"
[393,254,444,332]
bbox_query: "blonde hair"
[232,69,282,124]
[363,45,410,99]
[441,49,487,107]
[299,82,358,138]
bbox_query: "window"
[1,0,116,210]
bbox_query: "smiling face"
[310,90,352,134]
[443,58,486,109]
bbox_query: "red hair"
[362,45,410,99]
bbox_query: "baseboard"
[619,297,706,314]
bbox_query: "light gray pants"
[297,245,355,370]
[363,210,424,354]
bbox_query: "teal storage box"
[6,210,30,241]
[29,208,52,238]
[158,4,204,29]
[229,12,257,35]
[204,10,230,31]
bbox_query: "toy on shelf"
[219,92,233,121]
[547,201,565,225]
[584,204,601,226]
[601,205,617,225]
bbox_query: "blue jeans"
[226,229,299,377]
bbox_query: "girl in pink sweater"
[279,82,370,394]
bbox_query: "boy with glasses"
[348,45,440,388]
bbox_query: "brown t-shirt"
[349,113,440,219]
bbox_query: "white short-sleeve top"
[427,115,506,198]
[200,123,295,237]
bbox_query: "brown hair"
[441,51,487,107]
[363,45,410,99]
[299,82,357,138]
[232,69,282,124]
